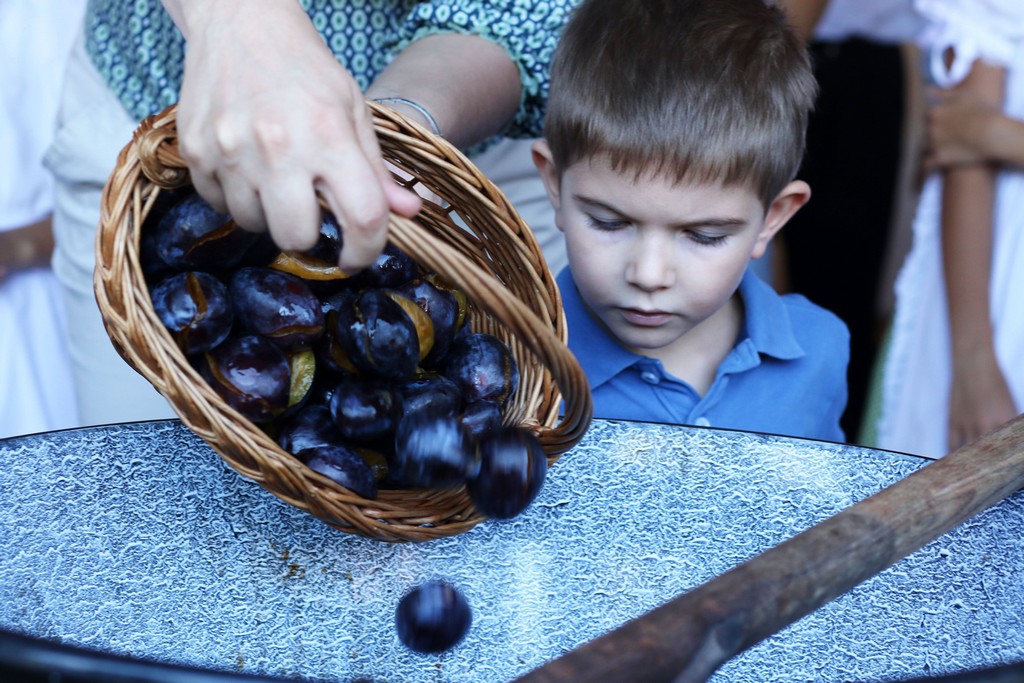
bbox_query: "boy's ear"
[752,180,811,259]
[531,139,563,216]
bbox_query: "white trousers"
[45,36,176,427]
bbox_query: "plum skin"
[202,335,291,423]
[151,271,233,355]
[395,581,472,654]
[467,426,547,519]
[444,332,520,406]
[296,443,378,499]
[329,376,399,443]
[153,191,259,271]
[333,288,420,380]
[229,267,325,351]
[393,412,478,488]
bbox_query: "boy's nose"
[625,233,675,291]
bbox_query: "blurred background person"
[875,0,1024,457]
[773,0,927,443]
[0,0,85,438]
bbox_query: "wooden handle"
[514,414,1024,683]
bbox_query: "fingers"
[178,104,409,265]
[218,173,270,235]
[260,175,321,252]
[178,112,230,217]
[314,102,425,271]
[174,70,427,270]
[927,86,956,106]
[382,168,424,219]
[315,166,390,272]
[947,408,1020,453]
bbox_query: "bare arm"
[775,0,830,43]
[0,216,55,283]
[366,33,521,151]
[925,86,1024,170]
[939,59,1018,450]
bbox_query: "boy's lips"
[618,307,672,327]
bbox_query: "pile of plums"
[141,188,547,519]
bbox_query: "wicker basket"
[95,103,592,542]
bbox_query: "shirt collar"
[737,268,805,361]
[557,266,806,390]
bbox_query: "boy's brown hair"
[543,0,817,207]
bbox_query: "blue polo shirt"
[558,267,849,442]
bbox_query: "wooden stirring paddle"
[514,414,1024,683]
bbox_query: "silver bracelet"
[371,97,443,137]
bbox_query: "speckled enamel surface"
[2,419,1022,682]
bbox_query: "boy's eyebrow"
[574,194,748,229]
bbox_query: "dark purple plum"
[151,271,233,355]
[297,443,377,499]
[320,289,357,317]
[467,426,546,519]
[426,273,469,332]
[397,375,462,421]
[393,412,477,488]
[202,335,291,423]
[277,403,344,455]
[307,212,343,263]
[229,267,325,351]
[236,230,281,268]
[458,399,503,442]
[444,332,519,406]
[265,215,351,293]
[395,581,472,654]
[153,191,260,271]
[140,229,178,285]
[333,288,420,380]
[315,326,360,376]
[397,276,460,366]
[354,243,418,288]
[329,376,399,443]
[384,290,435,362]
[139,189,188,283]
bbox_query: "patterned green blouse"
[84,0,574,138]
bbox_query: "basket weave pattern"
[95,103,592,542]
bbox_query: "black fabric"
[782,38,906,441]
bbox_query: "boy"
[532,0,849,441]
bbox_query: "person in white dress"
[0,0,86,437]
[877,0,1024,457]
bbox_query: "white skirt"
[877,52,1024,458]
[0,267,79,437]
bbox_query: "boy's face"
[533,142,809,363]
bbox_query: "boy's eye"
[686,231,728,246]
[585,215,628,231]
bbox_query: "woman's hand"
[0,216,56,283]
[924,87,1004,171]
[947,345,1019,451]
[163,0,421,271]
